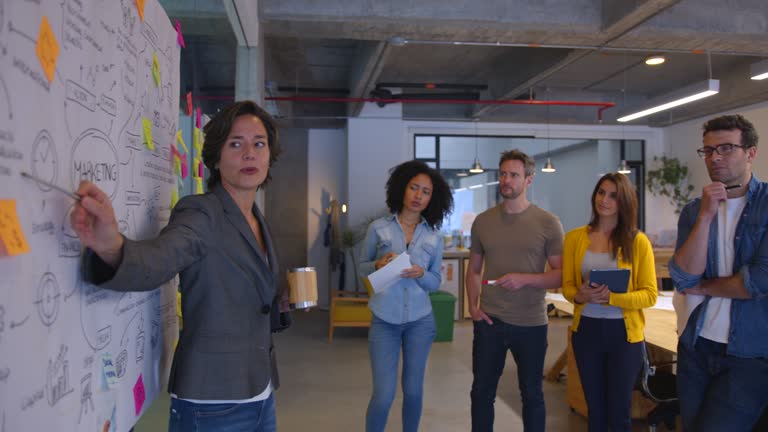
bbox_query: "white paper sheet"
[367,252,411,293]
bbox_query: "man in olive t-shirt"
[466,149,564,432]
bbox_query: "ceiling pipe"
[265,96,616,121]
[376,83,489,91]
[397,38,766,58]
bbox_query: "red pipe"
[265,96,615,120]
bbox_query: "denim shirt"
[669,175,768,358]
[358,215,443,324]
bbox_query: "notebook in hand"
[589,268,630,293]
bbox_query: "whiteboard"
[0,0,180,430]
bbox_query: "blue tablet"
[589,268,630,293]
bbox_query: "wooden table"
[654,247,675,280]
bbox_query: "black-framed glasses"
[696,143,748,158]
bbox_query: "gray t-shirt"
[470,204,564,326]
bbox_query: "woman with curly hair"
[359,160,453,432]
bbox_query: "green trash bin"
[430,291,457,342]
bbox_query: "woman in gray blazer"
[72,100,283,431]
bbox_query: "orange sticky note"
[135,0,146,22]
[152,52,160,87]
[142,117,154,150]
[35,16,60,83]
[0,200,31,256]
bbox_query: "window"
[414,134,646,237]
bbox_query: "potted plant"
[646,156,695,215]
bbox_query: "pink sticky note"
[195,107,202,128]
[186,92,193,116]
[170,143,180,159]
[133,374,146,416]
[181,158,189,179]
[198,160,204,178]
[175,19,186,48]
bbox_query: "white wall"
[307,128,347,307]
[531,142,599,232]
[652,100,768,236]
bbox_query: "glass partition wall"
[414,135,645,242]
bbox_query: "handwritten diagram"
[0,1,180,430]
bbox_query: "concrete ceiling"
[161,0,768,128]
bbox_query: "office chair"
[637,342,679,431]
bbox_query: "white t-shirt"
[698,196,747,343]
[172,380,273,404]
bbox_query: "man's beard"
[500,187,521,200]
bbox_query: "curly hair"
[385,160,453,230]
[702,114,758,148]
[202,100,282,189]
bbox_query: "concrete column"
[232,32,266,208]
[235,42,265,105]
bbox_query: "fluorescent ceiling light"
[645,55,666,66]
[469,184,484,189]
[750,59,768,80]
[455,187,467,192]
[617,79,719,123]
[485,181,499,186]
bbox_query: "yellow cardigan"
[562,225,658,343]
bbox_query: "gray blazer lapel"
[253,205,279,283]
[213,186,271,272]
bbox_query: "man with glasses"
[670,114,768,431]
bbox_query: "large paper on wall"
[0,1,180,430]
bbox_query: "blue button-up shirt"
[358,215,443,324]
[669,175,768,358]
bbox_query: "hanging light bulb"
[469,157,484,173]
[541,158,556,173]
[468,119,484,173]
[541,87,556,173]
[618,160,632,174]
[456,171,469,177]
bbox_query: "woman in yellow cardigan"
[562,173,657,432]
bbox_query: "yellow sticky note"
[35,16,60,83]
[193,158,201,178]
[175,130,189,154]
[152,52,160,87]
[174,155,181,176]
[135,0,146,22]
[192,127,200,153]
[195,177,204,195]
[170,188,178,208]
[0,200,31,256]
[142,117,154,150]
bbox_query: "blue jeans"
[168,394,277,432]
[366,313,436,432]
[470,317,548,432]
[571,317,643,432]
[678,337,768,432]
